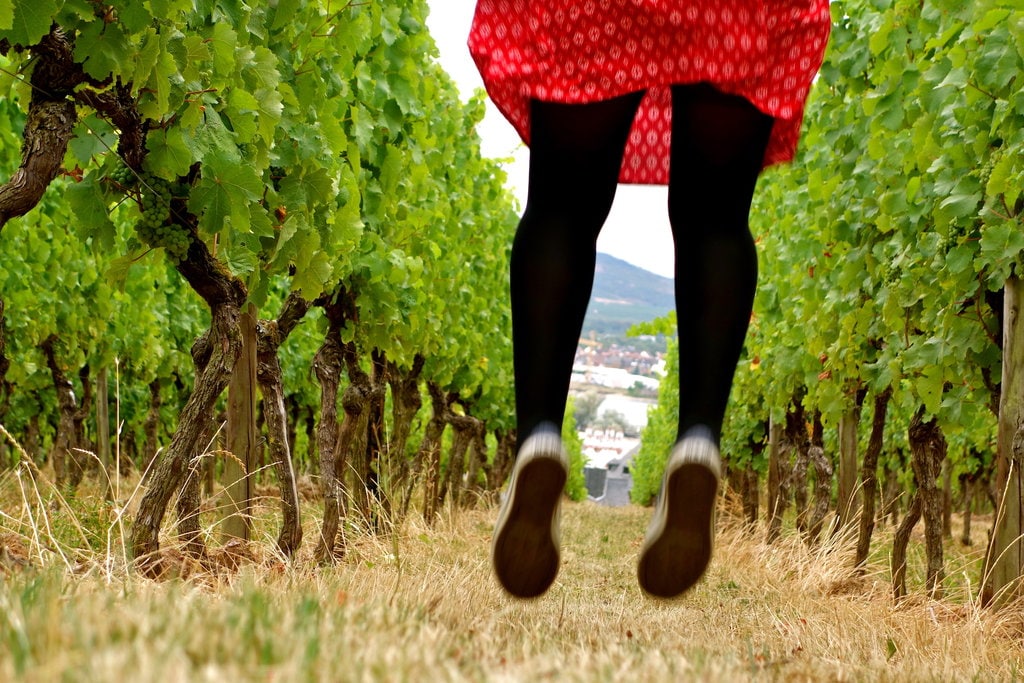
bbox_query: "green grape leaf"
[223,232,259,275]
[379,145,403,196]
[242,46,280,90]
[0,0,14,30]
[225,87,260,142]
[5,0,56,47]
[269,0,299,31]
[973,9,1012,33]
[105,251,144,291]
[116,1,152,32]
[189,150,262,234]
[131,29,163,91]
[75,19,129,80]
[138,48,176,120]
[935,193,981,226]
[280,167,335,208]
[254,88,284,143]
[291,251,333,299]
[944,243,974,276]
[986,151,1018,205]
[180,108,238,161]
[146,126,193,180]
[979,220,1024,280]
[68,115,115,166]
[916,363,945,417]
[66,177,116,249]
[208,21,237,74]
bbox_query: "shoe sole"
[638,449,719,599]
[492,454,567,598]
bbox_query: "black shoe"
[491,424,568,598]
[637,427,721,599]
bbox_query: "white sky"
[424,0,677,279]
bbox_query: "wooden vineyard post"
[97,366,112,500]
[983,276,1024,607]
[222,304,258,542]
[836,408,860,533]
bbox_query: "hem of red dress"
[490,80,805,185]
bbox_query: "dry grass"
[1,461,1023,682]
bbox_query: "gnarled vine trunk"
[255,292,310,558]
[766,416,787,543]
[907,409,947,598]
[892,491,922,600]
[855,386,892,570]
[73,366,92,473]
[801,411,831,546]
[960,470,978,547]
[40,335,85,488]
[463,417,488,506]
[312,301,347,564]
[806,445,833,546]
[418,382,450,523]
[131,298,244,572]
[835,389,866,535]
[0,29,84,231]
[386,355,424,518]
[440,410,476,509]
[487,429,516,494]
[130,231,247,573]
[142,380,162,481]
[734,427,764,533]
[942,459,953,539]
[355,349,387,529]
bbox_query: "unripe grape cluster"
[882,263,901,286]
[105,162,195,264]
[940,222,971,254]
[107,162,137,189]
[132,173,192,264]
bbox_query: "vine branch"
[0,26,89,230]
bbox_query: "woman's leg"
[511,91,644,449]
[668,83,774,442]
[637,84,773,600]
[494,92,643,599]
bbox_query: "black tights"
[511,84,773,451]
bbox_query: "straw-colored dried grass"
[0,460,1021,682]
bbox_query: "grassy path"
[1,479,1022,681]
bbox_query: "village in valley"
[571,335,666,506]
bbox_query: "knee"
[519,192,614,244]
[667,188,755,240]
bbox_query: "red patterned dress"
[468,0,832,184]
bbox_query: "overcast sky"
[424,0,677,279]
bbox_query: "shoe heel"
[492,428,568,598]
[638,433,720,599]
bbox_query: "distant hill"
[581,253,674,335]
